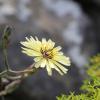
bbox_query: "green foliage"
[57,93,88,100]
[57,54,100,100]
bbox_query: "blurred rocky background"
[0,0,100,100]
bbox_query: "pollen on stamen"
[40,48,52,59]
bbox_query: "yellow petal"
[40,59,47,68]
[52,60,68,74]
[54,66,64,75]
[25,37,30,41]
[46,39,55,50]
[30,36,35,42]
[52,46,63,55]
[35,58,47,68]
[48,60,63,75]
[21,47,42,57]
[41,38,47,50]
[34,57,42,62]
[46,62,52,76]
[53,55,71,66]
[42,38,47,45]
[21,36,42,52]
[34,61,41,68]
[53,46,62,52]
[48,60,55,68]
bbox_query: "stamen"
[40,48,53,59]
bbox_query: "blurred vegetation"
[57,54,100,100]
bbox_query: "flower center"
[41,49,53,59]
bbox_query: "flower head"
[20,36,71,76]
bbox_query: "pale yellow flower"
[20,36,71,76]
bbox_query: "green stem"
[9,63,35,74]
[6,75,22,80]
[3,49,10,71]
[2,26,12,72]
[0,70,7,77]
[9,69,33,74]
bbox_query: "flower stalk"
[2,26,12,71]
